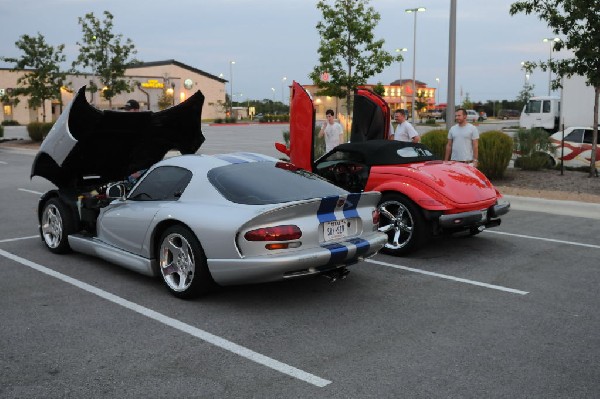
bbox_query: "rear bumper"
[438,200,510,229]
[207,231,387,286]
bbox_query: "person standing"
[444,107,479,167]
[319,109,344,152]
[390,109,420,143]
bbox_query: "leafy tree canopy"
[309,0,400,115]
[1,33,66,122]
[72,10,138,104]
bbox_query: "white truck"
[519,74,600,132]
[519,95,560,132]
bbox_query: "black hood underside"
[31,86,205,189]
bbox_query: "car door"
[97,166,192,255]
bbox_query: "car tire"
[40,197,76,254]
[158,225,215,299]
[378,194,430,256]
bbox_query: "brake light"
[244,225,302,241]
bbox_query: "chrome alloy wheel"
[159,232,196,292]
[378,199,414,251]
[41,203,63,249]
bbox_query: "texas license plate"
[324,219,349,242]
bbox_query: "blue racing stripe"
[343,193,361,219]
[317,195,340,223]
[212,154,249,164]
[321,242,348,265]
[347,237,370,257]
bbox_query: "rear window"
[208,161,347,205]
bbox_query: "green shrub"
[27,122,54,142]
[513,128,554,170]
[1,120,20,126]
[420,129,448,159]
[0,124,4,138]
[478,130,513,178]
[425,118,437,125]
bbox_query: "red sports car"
[276,81,510,255]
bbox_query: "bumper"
[438,200,510,229]
[207,231,387,286]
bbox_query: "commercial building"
[0,59,227,124]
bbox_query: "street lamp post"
[229,60,235,117]
[435,77,440,106]
[395,48,408,107]
[281,76,287,104]
[405,7,426,122]
[271,87,275,113]
[542,37,560,95]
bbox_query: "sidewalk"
[504,195,600,220]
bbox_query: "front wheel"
[40,197,76,254]
[158,225,215,299]
[378,194,430,256]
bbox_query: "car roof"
[330,140,436,165]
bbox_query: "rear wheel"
[158,225,215,299]
[378,194,430,256]
[40,197,76,254]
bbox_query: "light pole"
[406,7,426,122]
[281,76,287,104]
[435,77,440,106]
[271,87,275,113]
[542,37,560,95]
[229,60,235,117]
[395,48,408,107]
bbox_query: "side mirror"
[275,142,291,156]
[107,183,126,200]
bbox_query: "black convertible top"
[331,140,437,166]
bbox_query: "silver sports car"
[32,87,387,298]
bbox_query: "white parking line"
[18,188,43,195]
[484,230,600,249]
[366,259,529,295]
[0,248,331,388]
[0,235,38,243]
[0,161,7,164]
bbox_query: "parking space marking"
[0,235,38,243]
[0,248,332,388]
[0,161,7,164]
[18,188,43,195]
[485,230,600,249]
[366,259,529,295]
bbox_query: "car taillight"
[244,225,302,241]
[372,209,380,225]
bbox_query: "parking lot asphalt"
[2,135,600,397]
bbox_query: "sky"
[0,0,567,104]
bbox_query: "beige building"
[0,59,227,124]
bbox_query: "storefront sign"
[140,79,164,89]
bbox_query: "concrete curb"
[505,194,600,219]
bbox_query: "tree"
[1,33,66,122]
[516,81,535,109]
[510,0,599,177]
[462,92,473,110]
[372,82,385,97]
[72,11,137,108]
[309,0,399,124]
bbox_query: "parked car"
[498,109,521,120]
[32,86,387,298]
[546,127,600,168]
[276,82,510,255]
[466,110,479,123]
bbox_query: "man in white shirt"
[319,109,344,152]
[390,109,420,143]
[444,107,479,167]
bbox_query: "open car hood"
[31,86,205,189]
[277,82,390,170]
